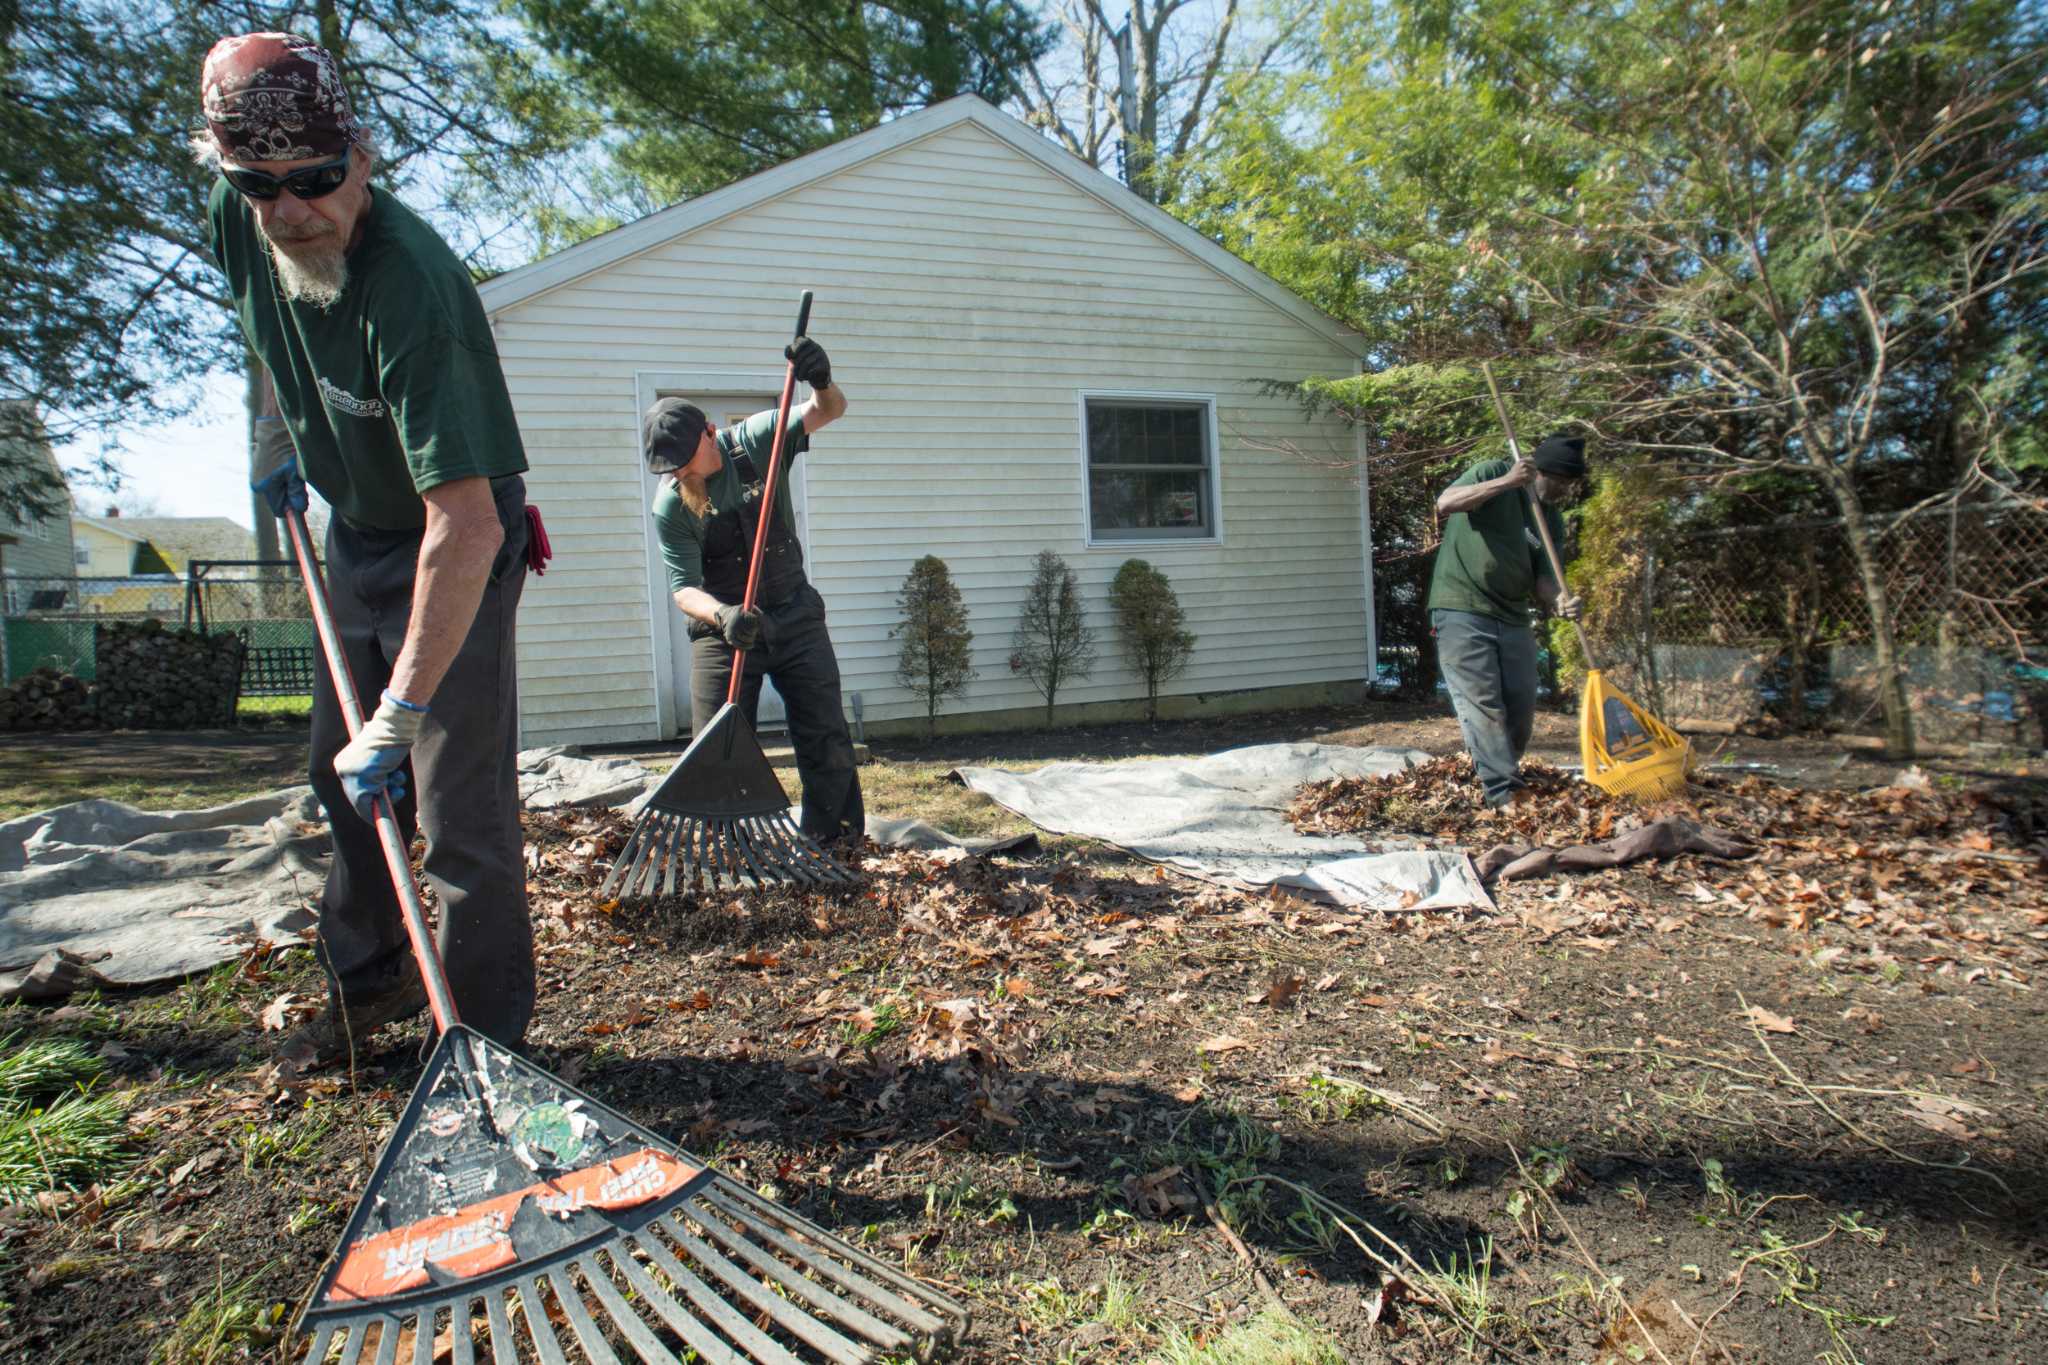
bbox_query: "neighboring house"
[480,95,1371,747]
[0,406,78,611]
[70,515,254,615]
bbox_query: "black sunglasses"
[220,152,353,203]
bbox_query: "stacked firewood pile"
[0,668,97,731]
[93,621,245,729]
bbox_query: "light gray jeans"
[1432,607,1539,806]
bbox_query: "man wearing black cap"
[1426,434,1587,807]
[643,336,864,846]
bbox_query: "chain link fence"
[2,561,316,695]
[1584,499,2048,748]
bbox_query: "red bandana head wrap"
[201,32,366,164]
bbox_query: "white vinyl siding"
[489,107,1367,744]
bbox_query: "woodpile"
[0,668,96,732]
[93,621,245,729]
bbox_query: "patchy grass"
[0,732,304,819]
[234,695,311,722]
[149,1261,287,1365]
[1151,1305,1348,1365]
[0,1035,130,1202]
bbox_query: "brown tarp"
[1474,818,1757,882]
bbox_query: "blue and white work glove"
[251,415,308,517]
[333,690,428,821]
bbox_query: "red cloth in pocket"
[524,505,553,576]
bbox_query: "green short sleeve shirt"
[1425,459,1567,624]
[651,407,809,595]
[208,180,528,531]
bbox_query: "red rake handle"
[726,289,813,706]
[283,505,460,1035]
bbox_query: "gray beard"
[267,237,348,309]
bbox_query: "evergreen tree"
[1010,549,1096,725]
[502,0,1055,208]
[893,555,975,738]
[1109,559,1194,721]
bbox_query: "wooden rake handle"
[727,290,813,705]
[1479,362,1597,669]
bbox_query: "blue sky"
[61,373,254,526]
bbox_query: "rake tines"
[600,810,859,901]
[599,806,862,897]
[298,1029,966,1365]
[600,701,859,902]
[304,1181,964,1364]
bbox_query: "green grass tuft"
[1150,1305,1347,1365]
[151,1261,288,1364]
[0,1034,130,1202]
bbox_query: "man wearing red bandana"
[197,33,536,1068]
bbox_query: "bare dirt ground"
[2,701,2043,1364]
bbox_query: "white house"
[480,96,1371,746]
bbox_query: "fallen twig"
[1512,1148,1675,1365]
[1190,1165,1280,1307]
[1737,992,2013,1197]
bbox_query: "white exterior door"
[643,391,809,736]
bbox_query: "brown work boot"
[273,976,429,1076]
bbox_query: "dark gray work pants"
[306,476,533,1047]
[1432,607,1539,806]
[688,582,865,844]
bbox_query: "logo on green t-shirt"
[317,375,386,419]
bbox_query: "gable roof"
[75,515,150,545]
[479,96,1364,356]
[75,515,253,568]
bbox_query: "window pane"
[1118,407,1146,449]
[1089,469,1209,534]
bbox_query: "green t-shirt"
[1425,459,1568,624]
[208,180,528,531]
[651,407,810,597]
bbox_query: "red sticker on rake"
[328,1149,700,1302]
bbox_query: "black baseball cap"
[1530,434,1587,479]
[642,397,708,474]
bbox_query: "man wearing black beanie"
[1425,434,1587,807]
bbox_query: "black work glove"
[785,336,832,390]
[714,603,765,650]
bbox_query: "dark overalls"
[688,454,864,846]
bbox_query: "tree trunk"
[1818,467,1916,755]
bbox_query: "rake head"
[601,704,858,900]
[602,809,860,899]
[298,1027,966,1364]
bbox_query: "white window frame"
[1075,390,1224,548]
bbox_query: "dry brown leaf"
[1198,1035,1251,1054]
[1904,1095,1988,1140]
[258,991,314,1033]
[1745,1005,1797,1034]
[1261,974,1305,1007]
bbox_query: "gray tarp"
[0,748,667,1002]
[0,748,1050,1001]
[0,789,328,999]
[954,742,1492,911]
